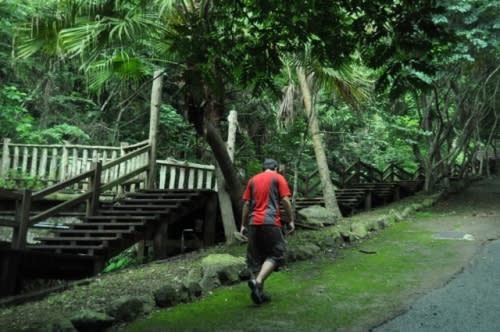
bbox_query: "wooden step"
[70,222,145,230]
[130,190,204,197]
[52,229,136,237]
[84,215,158,223]
[26,244,106,255]
[35,236,119,243]
[102,204,178,210]
[120,198,192,204]
[98,209,170,216]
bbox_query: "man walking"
[240,158,295,304]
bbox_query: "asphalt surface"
[374,177,500,332]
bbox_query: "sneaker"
[260,292,272,303]
[247,279,262,304]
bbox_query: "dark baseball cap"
[263,158,278,170]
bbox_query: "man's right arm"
[281,196,295,234]
[240,201,249,235]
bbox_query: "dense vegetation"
[1,0,498,217]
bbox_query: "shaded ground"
[1,176,499,331]
[374,177,500,332]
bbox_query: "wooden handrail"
[100,165,149,192]
[102,145,150,170]
[31,169,95,201]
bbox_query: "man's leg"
[256,259,276,286]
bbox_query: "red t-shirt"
[242,171,291,227]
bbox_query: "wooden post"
[364,191,372,210]
[153,220,169,259]
[203,192,218,246]
[12,189,31,249]
[87,161,102,217]
[0,252,21,297]
[60,141,69,181]
[1,138,11,178]
[147,70,164,189]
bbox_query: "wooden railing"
[157,158,216,191]
[0,142,151,250]
[0,138,143,190]
[297,160,423,197]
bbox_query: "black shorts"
[246,225,287,274]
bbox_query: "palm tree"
[280,50,372,217]
[15,0,245,224]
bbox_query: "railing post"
[12,189,31,249]
[1,138,11,178]
[60,141,69,181]
[356,159,361,183]
[87,161,102,217]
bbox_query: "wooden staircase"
[23,189,217,278]
[293,179,424,218]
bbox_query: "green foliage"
[157,104,203,160]
[0,170,45,190]
[0,85,35,141]
[103,247,146,273]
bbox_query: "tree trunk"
[148,70,163,189]
[204,121,243,219]
[183,71,243,227]
[296,67,342,217]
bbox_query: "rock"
[401,207,413,218]
[105,296,145,322]
[39,316,77,332]
[421,198,435,208]
[298,205,338,228]
[388,209,403,223]
[70,310,114,332]
[199,254,246,292]
[184,282,203,300]
[376,216,390,229]
[290,243,321,261]
[153,284,186,308]
[350,222,368,240]
[318,229,344,248]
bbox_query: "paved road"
[375,178,500,332]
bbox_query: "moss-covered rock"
[350,222,368,240]
[298,205,338,227]
[198,254,246,293]
[288,243,321,261]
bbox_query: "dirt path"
[373,177,500,332]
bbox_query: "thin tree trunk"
[148,70,163,189]
[296,67,342,217]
